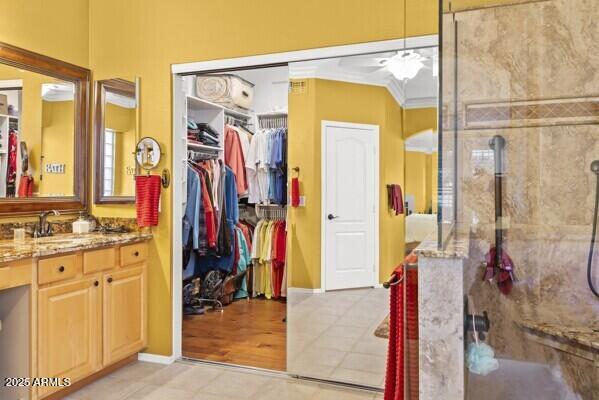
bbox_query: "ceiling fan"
[338,49,436,81]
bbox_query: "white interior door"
[323,121,378,291]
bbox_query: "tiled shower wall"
[443,0,599,397]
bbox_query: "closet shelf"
[187,142,222,152]
[186,95,252,120]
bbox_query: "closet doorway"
[177,66,290,371]
[171,36,439,385]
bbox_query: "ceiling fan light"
[387,56,424,81]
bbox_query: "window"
[103,129,116,196]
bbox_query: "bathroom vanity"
[0,233,151,400]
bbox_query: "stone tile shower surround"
[443,0,599,398]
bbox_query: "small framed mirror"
[135,137,161,171]
[94,78,139,204]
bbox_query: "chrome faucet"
[33,210,60,238]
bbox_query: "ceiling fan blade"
[338,57,390,69]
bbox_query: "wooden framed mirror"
[0,41,90,215]
[94,78,139,204]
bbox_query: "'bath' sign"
[45,163,65,174]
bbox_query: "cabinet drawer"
[120,243,147,267]
[84,247,117,274]
[38,254,79,285]
[0,267,10,289]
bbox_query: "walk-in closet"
[179,66,290,370]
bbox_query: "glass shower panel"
[441,0,599,399]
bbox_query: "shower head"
[591,160,599,174]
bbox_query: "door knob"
[107,277,113,283]
[58,266,65,272]
[327,214,339,220]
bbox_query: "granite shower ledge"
[517,320,599,354]
[0,232,152,263]
[413,231,470,259]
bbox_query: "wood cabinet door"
[38,277,101,397]
[103,265,147,365]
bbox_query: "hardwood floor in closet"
[183,298,287,371]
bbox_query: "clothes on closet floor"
[251,219,287,299]
[187,120,220,147]
[245,128,287,205]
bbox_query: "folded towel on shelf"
[136,175,161,227]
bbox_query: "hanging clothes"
[250,218,287,299]
[224,125,248,196]
[246,127,287,205]
[6,129,18,197]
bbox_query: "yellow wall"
[431,151,438,213]
[288,78,405,289]
[404,107,438,139]
[40,101,75,196]
[0,0,89,67]
[425,152,433,211]
[405,151,428,213]
[105,103,136,196]
[405,151,438,214]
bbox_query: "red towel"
[17,175,34,197]
[406,267,419,400]
[136,175,161,227]
[391,184,404,215]
[291,177,300,207]
[384,264,405,400]
[385,253,419,400]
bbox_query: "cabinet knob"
[134,251,140,257]
[94,281,99,287]
[107,277,113,283]
[58,266,65,272]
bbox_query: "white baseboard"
[287,287,324,294]
[138,352,178,365]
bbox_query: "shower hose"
[587,161,599,298]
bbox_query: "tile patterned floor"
[287,288,389,389]
[65,361,383,400]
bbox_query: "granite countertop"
[518,319,599,352]
[413,229,470,259]
[0,232,152,263]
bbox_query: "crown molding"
[289,66,439,110]
[404,96,438,109]
[386,78,406,108]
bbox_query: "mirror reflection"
[0,66,76,198]
[95,78,138,202]
[135,137,161,170]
